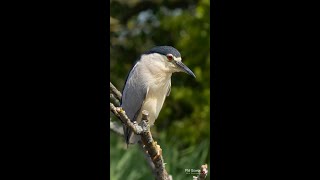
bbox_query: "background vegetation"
[110,0,210,179]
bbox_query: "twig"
[193,164,208,180]
[110,93,120,107]
[110,103,143,135]
[110,82,122,100]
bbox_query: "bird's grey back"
[121,62,147,121]
[121,61,151,145]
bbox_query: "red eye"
[166,54,173,61]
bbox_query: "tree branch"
[110,93,120,107]
[140,111,171,180]
[110,82,171,180]
[110,82,206,180]
[110,82,122,100]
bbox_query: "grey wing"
[120,63,148,145]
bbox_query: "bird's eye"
[166,54,173,61]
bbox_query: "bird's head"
[141,46,196,78]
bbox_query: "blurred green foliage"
[110,0,210,179]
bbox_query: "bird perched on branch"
[121,46,196,146]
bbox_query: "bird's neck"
[140,56,173,83]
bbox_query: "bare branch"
[110,82,122,100]
[110,103,171,179]
[109,82,225,180]
[140,111,170,180]
[193,164,208,180]
[110,103,143,135]
[110,82,171,180]
[110,93,120,107]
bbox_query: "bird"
[120,46,196,146]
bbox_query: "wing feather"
[120,62,148,145]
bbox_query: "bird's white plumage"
[121,53,172,144]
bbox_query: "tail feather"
[123,125,130,148]
[123,125,140,147]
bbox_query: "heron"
[120,46,196,146]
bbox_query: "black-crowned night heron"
[121,46,196,146]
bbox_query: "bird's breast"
[140,75,171,125]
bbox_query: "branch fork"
[110,82,207,180]
[110,83,170,180]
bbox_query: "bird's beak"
[175,60,196,78]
